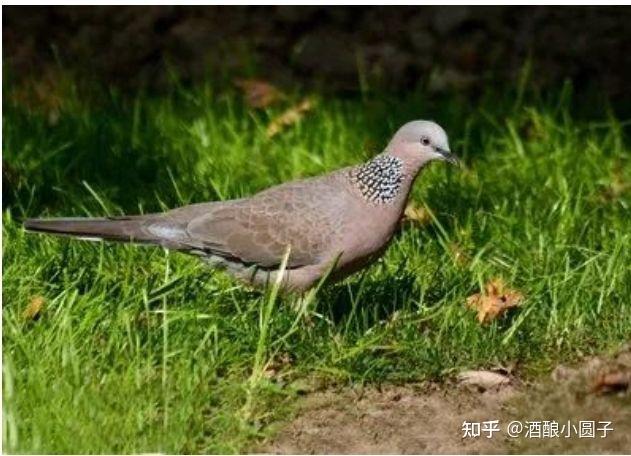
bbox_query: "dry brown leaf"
[234,78,284,109]
[9,69,72,125]
[402,203,432,226]
[458,369,512,391]
[23,295,45,321]
[466,278,523,324]
[263,352,293,379]
[600,173,630,202]
[266,98,314,138]
[591,370,630,394]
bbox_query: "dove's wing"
[182,174,348,269]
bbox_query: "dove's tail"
[23,216,160,245]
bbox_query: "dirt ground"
[261,346,631,454]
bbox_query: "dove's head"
[386,120,459,169]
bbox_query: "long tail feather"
[23,217,157,244]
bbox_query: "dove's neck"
[348,152,425,206]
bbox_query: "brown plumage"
[24,120,458,292]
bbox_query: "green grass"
[2,77,630,453]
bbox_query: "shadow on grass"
[319,266,420,327]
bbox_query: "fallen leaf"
[10,69,70,125]
[23,295,45,321]
[466,278,523,323]
[263,352,293,379]
[591,370,630,394]
[402,203,432,226]
[266,98,314,138]
[234,78,284,109]
[458,369,512,391]
[600,174,630,202]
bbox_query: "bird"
[24,120,458,293]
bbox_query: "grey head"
[385,120,458,170]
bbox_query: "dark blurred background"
[3,6,631,101]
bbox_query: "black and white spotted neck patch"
[348,154,404,204]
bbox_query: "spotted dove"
[24,120,458,292]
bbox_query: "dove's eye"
[420,136,430,146]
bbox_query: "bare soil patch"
[261,346,630,454]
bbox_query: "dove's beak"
[435,147,460,166]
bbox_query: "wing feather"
[184,176,346,269]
